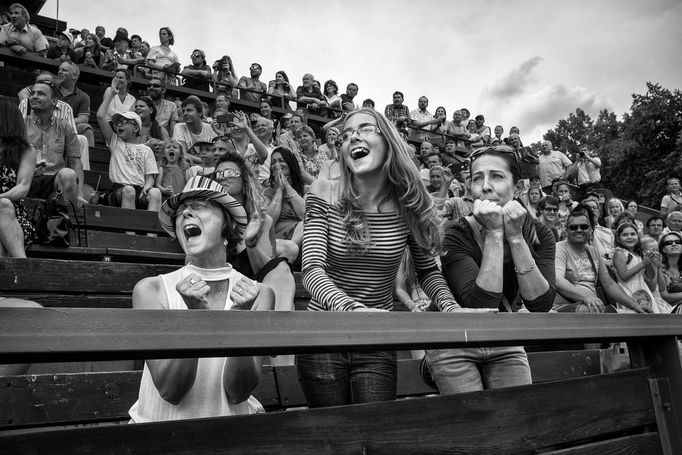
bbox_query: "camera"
[216,112,235,124]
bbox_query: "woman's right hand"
[176,274,210,310]
[474,199,504,231]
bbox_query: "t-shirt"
[172,122,217,157]
[538,151,572,188]
[60,86,91,120]
[238,77,267,103]
[107,135,158,186]
[555,241,598,297]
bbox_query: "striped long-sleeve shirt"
[302,193,458,312]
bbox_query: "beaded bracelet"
[514,260,536,275]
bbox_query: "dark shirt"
[60,86,91,120]
[99,37,113,49]
[182,64,211,92]
[441,216,556,312]
[340,94,355,111]
[296,85,324,109]
[46,45,77,62]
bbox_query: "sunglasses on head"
[567,224,590,231]
[469,145,521,171]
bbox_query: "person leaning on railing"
[181,49,212,92]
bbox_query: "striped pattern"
[302,194,457,312]
[158,176,248,238]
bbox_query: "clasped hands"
[473,199,527,238]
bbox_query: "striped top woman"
[297,108,458,408]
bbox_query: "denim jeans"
[425,346,531,394]
[296,351,397,408]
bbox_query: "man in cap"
[102,28,135,71]
[238,63,268,103]
[474,114,491,146]
[0,3,47,56]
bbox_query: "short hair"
[181,95,203,114]
[149,76,166,87]
[475,114,485,121]
[362,99,375,108]
[646,216,665,229]
[568,203,596,229]
[131,34,141,42]
[290,112,306,124]
[33,80,58,99]
[418,96,428,103]
[159,27,174,45]
[255,117,273,129]
[393,91,404,99]
[9,3,29,22]
[667,211,682,222]
[347,83,358,90]
[538,195,559,211]
[60,60,80,79]
[295,125,316,139]
[260,98,272,108]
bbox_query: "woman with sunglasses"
[181,49,212,92]
[658,231,682,312]
[425,145,556,395]
[298,108,458,407]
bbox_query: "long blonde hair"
[337,108,443,255]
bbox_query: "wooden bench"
[0,309,680,454]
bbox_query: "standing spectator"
[46,30,77,62]
[173,96,217,165]
[446,110,470,152]
[238,63,267,103]
[102,29,136,72]
[267,70,296,109]
[105,69,136,122]
[428,106,449,146]
[493,125,504,143]
[538,140,572,194]
[474,114,491,146]
[25,80,85,206]
[660,177,682,218]
[296,73,326,112]
[97,80,161,212]
[409,96,438,141]
[228,112,268,175]
[146,27,180,83]
[252,117,277,184]
[212,55,238,95]
[0,97,35,257]
[384,91,410,125]
[95,25,112,50]
[0,3,47,56]
[75,33,103,69]
[426,145,555,395]
[298,108,457,407]
[146,77,178,135]
[575,144,601,199]
[460,108,471,124]
[340,83,358,112]
[646,216,665,242]
[181,49,212,92]
[258,99,279,136]
[322,80,342,117]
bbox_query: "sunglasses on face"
[191,53,202,59]
[567,224,590,231]
[214,169,241,180]
[148,83,162,88]
[662,239,682,247]
[543,207,558,213]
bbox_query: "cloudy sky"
[42,0,682,143]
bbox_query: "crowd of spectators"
[2,2,681,424]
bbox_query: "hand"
[244,209,267,248]
[501,200,527,239]
[76,195,89,208]
[10,44,27,55]
[441,168,454,189]
[109,77,119,94]
[176,274,210,309]
[230,278,260,310]
[473,199,504,231]
[230,111,248,130]
[140,186,151,201]
[643,250,657,266]
[581,295,605,313]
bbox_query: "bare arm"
[613,249,649,282]
[96,82,117,144]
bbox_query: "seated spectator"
[0,3,47,56]
[46,30,77,62]
[24,80,85,207]
[228,112,268,176]
[554,205,606,312]
[213,55,238,96]
[155,140,186,199]
[277,112,304,156]
[251,116,277,184]
[441,169,474,221]
[135,96,169,162]
[146,27,180,83]
[660,177,682,218]
[186,141,216,179]
[322,80,342,117]
[264,147,305,253]
[537,195,561,241]
[612,222,658,312]
[625,200,645,235]
[0,97,35,257]
[173,96,217,165]
[75,33,103,68]
[426,144,554,395]
[102,29,136,72]
[258,99,278,134]
[663,211,682,235]
[238,63,267,103]
[105,69,136,122]
[296,73,326,113]
[97,80,161,212]
[581,192,615,257]
[646,216,665,242]
[384,91,410,125]
[296,126,327,180]
[57,61,95,148]
[555,181,578,217]
[181,49,212,92]
[340,82,358,111]
[657,231,682,312]
[267,70,296,109]
[129,176,272,422]
[146,77,178,135]
[427,166,456,213]
[318,126,339,160]
[523,187,543,220]
[473,115,491,146]
[604,197,624,229]
[214,92,231,117]
[94,25,112,50]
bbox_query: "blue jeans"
[296,351,397,407]
[425,346,531,394]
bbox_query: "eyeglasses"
[469,145,521,173]
[177,200,210,213]
[148,83,162,88]
[115,119,137,127]
[214,169,241,181]
[662,239,682,247]
[340,123,381,143]
[250,65,261,70]
[543,207,558,213]
[567,224,590,231]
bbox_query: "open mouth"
[183,224,202,240]
[350,147,369,160]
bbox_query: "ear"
[513,180,524,199]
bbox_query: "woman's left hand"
[230,278,260,310]
[230,111,248,130]
[502,200,527,238]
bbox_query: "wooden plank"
[0,369,657,454]
[543,433,662,455]
[86,231,183,253]
[27,245,108,260]
[527,349,601,382]
[83,170,114,191]
[0,293,131,308]
[83,205,167,234]
[0,367,279,430]
[2,309,682,364]
[0,258,176,294]
[106,248,185,264]
[648,378,682,455]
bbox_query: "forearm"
[555,276,591,302]
[146,358,199,405]
[266,190,283,222]
[246,129,268,163]
[70,158,84,197]
[283,190,305,219]
[223,356,261,404]
[0,182,30,200]
[507,236,549,300]
[475,230,505,292]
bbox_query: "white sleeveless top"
[129,264,264,423]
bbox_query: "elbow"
[227,391,252,405]
[158,383,191,406]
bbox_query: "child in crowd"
[640,236,673,312]
[185,141,215,179]
[613,223,658,313]
[96,78,161,212]
[155,140,186,200]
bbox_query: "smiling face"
[618,226,639,250]
[174,199,227,258]
[541,203,558,223]
[298,131,314,150]
[470,154,516,206]
[668,179,681,194]
[259,101,271,118]
[435,107,446,118]
[661,234,682,256]
[114,71,128,91]
[340,112,387,177]
[430,169,444,188]
[608,200,622,217]
[182,104,201,124]
[29,82,56,112]
[566,215,591,247]
[494,126,503,137]
[215,161,243,198]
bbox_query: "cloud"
[484,56,544,101]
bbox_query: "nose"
[481,175,493,192]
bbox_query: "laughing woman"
[297,108,459,408]
[129,176,274,422]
